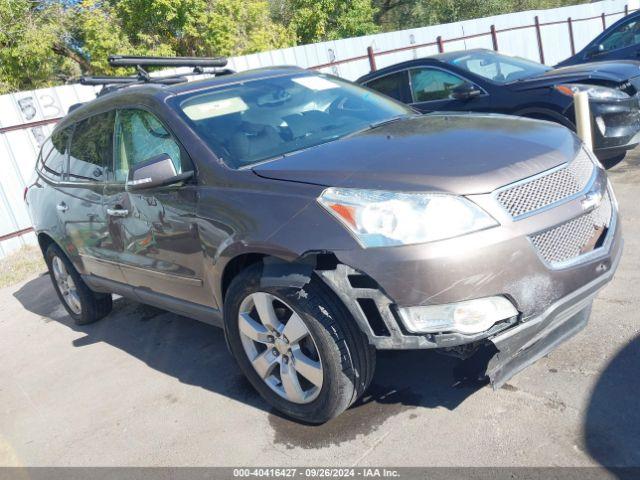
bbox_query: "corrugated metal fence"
[0,0,636,257]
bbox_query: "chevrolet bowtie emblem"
[581,190,603,213]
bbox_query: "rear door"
[59,111,124,282]
[363,70,412,103]
[101,108,204,304]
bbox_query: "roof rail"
[79,54,234,96]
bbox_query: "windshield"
[174,73,412,168]
[448,51,551,84]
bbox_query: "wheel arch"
[515,107,575,131]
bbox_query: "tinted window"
[410,68,465,102]
[601,19,640,52]
[114,109,183,183]
[174,73,412,168]
[365,71,409,101]
[42,128,71,179]
[448,51,550,83]
[68,112,114,182]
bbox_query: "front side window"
[365,71,409,101]
[173,73,412,168]
[449,51,550,83]
[409,68,465,102]
[113,109,183,183]
[600,19,640,52]
[68,112,115,182]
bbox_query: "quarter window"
[42,128,71,180]
[114,109,182,183]
[68,112,115,182]
[409,68,465,102]
[365,71,409,102]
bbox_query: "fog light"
[397,296,518,335]
[595,116,606,135]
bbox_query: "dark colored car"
[357,49,640,163]
[558,10,640,67]
[26,64,622,423]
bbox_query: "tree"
[0,1,75,93]
[280,0,379,44]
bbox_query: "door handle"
[56,202,68,213]
[106,207,129,217]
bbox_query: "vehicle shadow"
[13,274,482,434]
[584,334,640,470]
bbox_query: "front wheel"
[224,264,375,424]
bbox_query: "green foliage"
[278,0,379,44]
[0,0,588,93]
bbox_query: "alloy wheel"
[51,256,82,315]
[238,292,323,404]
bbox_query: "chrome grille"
[496,150,595,218]
[529,191,612,266]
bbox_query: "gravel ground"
[0,151,638,469]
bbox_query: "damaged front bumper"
[485,237,622,388]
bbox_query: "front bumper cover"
[485,237,622,388]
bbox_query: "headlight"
[317,188,497,248]
[555,83,629,100]
[397,296,518,334]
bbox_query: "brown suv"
[25,62,622,423]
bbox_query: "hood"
[253,113,580,195]
[509,60,640,91]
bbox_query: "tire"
[224,263,376,424]
[44,243,113,325]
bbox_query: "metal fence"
[0,0,636,257]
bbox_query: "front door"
[588,17,640,62]
[408,67,489,113]
[100,108,205,304]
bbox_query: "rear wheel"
[44,243,112,325]
[224,264,375,423]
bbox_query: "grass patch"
[0,245,46,289]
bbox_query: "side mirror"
[585,43,604,58]
[451,82,482,101]
[126,153,193,191]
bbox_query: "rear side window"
[113,109,183,183]
[409,68,465,102]
[40,129,71,180]
[68,111,115,182]
[365,71,410,102]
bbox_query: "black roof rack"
[80,55,234,96]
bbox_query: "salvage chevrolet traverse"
[25,59,622,423]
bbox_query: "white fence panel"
[0,0,637,257]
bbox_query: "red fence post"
[568,17,576,55]
[601,12,607,30]
[490,25,499,51]
[366,46,377,72]
[437,36,444,53]
[534,16,545,64]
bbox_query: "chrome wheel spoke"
[238,313,272,344]
[280,360,306,403]
[282,312,308,344]
[251,349,278,379]
[252,292,282,331]
[238,291,323,405]
[66,291,82,314]
[291,348,323,387]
